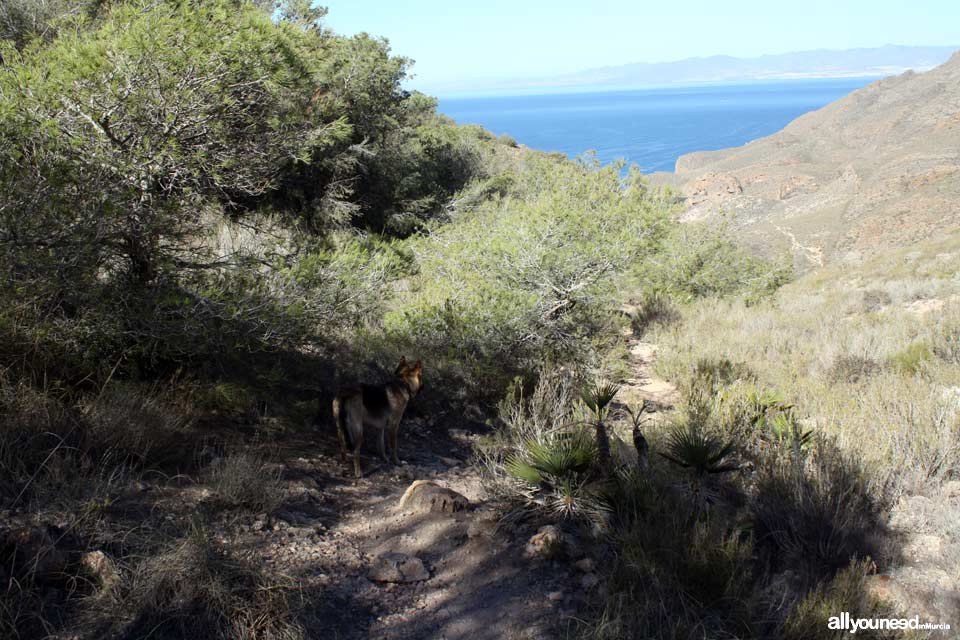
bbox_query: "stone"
[277,510,313,526]
[398,480,469,514]
[80,551,119,589]
[902,534,945,563]
[865,573,950,622]
[525,525,565,560]
[367,552,430,583]
[574,558,596,573]
[546,591,564,601]
[942,480,960,498]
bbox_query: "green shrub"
[750,437,891,587]
[827,354,880,383]
[889,340,932,375]
[779,560,897,640]
[931,313,960,364]
[387,155,673,398]
[861,288,892,312]
[592,470,759,639]
[626,288,681,335]
[504,429,605,521]
[637,221,792,302]
[659,424,739,478]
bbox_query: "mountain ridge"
[650,50,960,268]
[427,45,959,96]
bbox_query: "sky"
[322,0,960,93]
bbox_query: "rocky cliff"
[652,51,960,268]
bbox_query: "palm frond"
[659,425,739,476]
[580,381,621,421]
[505,429,597,487]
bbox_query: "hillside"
[652,50,960,267]
[2,3,958,639]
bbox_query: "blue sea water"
[438,78,875,173]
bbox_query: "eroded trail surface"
[616,338,679,413]
[236,334,681,639]
[240,408,584,640]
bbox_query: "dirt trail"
[616,338,679,412]
[229,332,679,639]
[237,409,581,640]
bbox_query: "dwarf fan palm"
[581,381,620,470]
[660,425,739,478]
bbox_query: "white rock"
[367,552,429,583]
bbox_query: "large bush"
[386,156,675,398]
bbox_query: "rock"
[4,527,67,583]
[525,525,565,560]
[546,590,564,602]
[902,534,945,563]
[865,575,897,604]
[398,480,469,514]
[367,552,430,583]
[865,571,956,622]
[581,573,600,589]
[574,558,596,573]
[277,510,313,526]
[438,456,462,468]
[943,480,960,498]
[80,551,118,589]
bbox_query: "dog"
[332,357,423,478]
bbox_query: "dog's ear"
[395,356,407,375]
[414,359,422,371]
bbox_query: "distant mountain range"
[429,45,959,95]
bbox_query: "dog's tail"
[332,393,350,462]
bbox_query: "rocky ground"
[5,331,957,637]
[246,418,595,640]
[867,484,960,626]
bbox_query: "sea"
[438,78,875,173]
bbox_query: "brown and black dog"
[332,357,423,478]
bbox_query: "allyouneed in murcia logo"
[828,612,951,633]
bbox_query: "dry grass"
[649,239,960,498]
[206,452,284,513]
[82,527,305,640]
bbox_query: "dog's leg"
[333,398,347,464]
[352,430,363,479]
[378,423,389,463]
[390,416,402,465]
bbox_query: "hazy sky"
[322,0,959,92]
